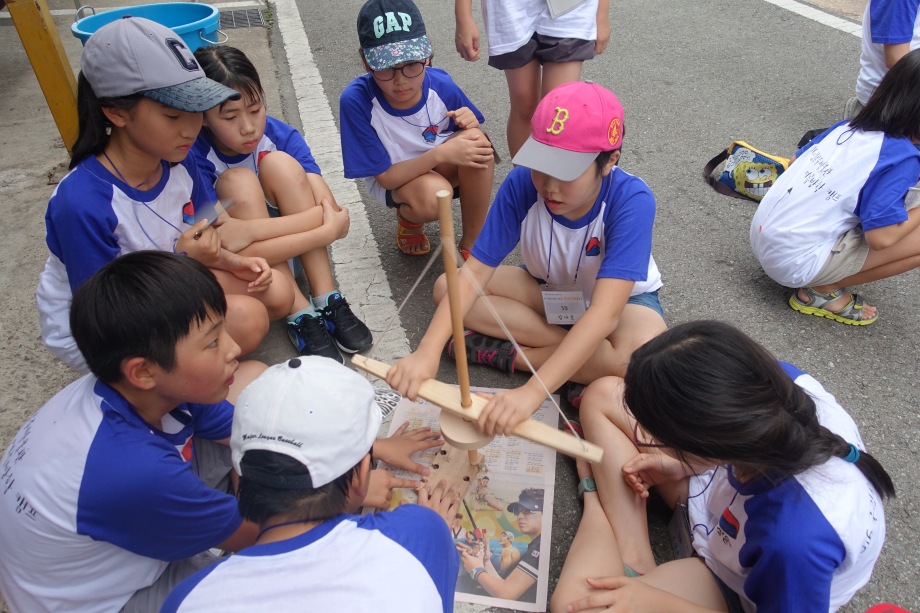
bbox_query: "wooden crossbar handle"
[352,355,604,463]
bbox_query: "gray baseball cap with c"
[80,16,240,112]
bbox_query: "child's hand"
[621,452,690,499]
[176,220,221,267]
[225,254,273,293]
[373,421,444,476]
[476,385,545,437]
[386,348,441,401]
[447,107,479,130]
[566,576,666,612]
[416,479,461,525]
[363,469,419,509]
[454,16,480,61]
[214,215,255,253]
[456,539,487,571]
[320,198,350,241]
[443,130,493,169]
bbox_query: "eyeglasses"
[632,420,668,449]
[372,60,427,81]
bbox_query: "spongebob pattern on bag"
[718,143,789,201]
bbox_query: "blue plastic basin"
[71,3,220,52]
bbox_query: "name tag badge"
[541,285,586,325]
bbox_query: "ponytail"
[70,72,141,170]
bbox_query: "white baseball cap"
[231,357,382,489]
[81,16,240,112]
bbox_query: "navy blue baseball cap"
[357,0,432,71]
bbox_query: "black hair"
[594,124,625,176]
[194,45,264,107]
[850,47,920,141]
[70,72,142,170]
[70,251,227,384]
[622,320,895,499]
[237,450,364,525]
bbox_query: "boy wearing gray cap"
[163,357,461,612]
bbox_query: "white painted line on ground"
[760,0,862,37]
[0,1,265,18]
[271,0,411,365]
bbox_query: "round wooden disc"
[439,411,493,450]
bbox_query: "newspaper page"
[378,388,559,612]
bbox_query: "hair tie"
[843,444,860,463]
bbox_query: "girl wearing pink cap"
[388,81,666,437]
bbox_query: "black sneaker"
[287,313,344,364]
[445,330,516,374]
[320,293,373,353]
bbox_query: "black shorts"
[385,184,460,208]
[488,33,596,70]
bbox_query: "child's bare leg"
[638,559,730,612]
[258,152,336,295]
[223,294,270,355]
[215,168,325,262]
[391,171,454,223]
[540,61,584,96]
[391,171,453,256]
[808,222,920,318]
[227,361,269,404]
[212,268,294,320]
[441,267,664,379]
[552,458,627,612]
[433,136,494,251]
[579,377,658,574]
[503,61,541,157]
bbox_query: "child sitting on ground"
[162,357,460,612]
[2,252,267,612]
[340,0,494,257]
[36,17,279,371]
[3,251,446,611]
[387,82,666,437]
[193,45,372,363]
[553,320,892,612]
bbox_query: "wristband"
[470,566,485,581]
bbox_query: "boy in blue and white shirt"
[1,253,266,612]
[340,0,494,258]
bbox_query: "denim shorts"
[627,289,664,317]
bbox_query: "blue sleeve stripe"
[778,361,806,380]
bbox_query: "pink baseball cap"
[512,81,625,181]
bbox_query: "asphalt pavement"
[0,0,917,611]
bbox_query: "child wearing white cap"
[163,357,461,612]
[388,81,666,437]
[36,17,290,372]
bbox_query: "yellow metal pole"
[7,0,79,154]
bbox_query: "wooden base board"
[422,442,483,499]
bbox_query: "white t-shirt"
[162,507,458,613]
[688,363,886,612]
[481,0,598,56]
[0,376,240,613]
[750,121,918,287]
[855,0,920,104]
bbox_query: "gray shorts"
[809,226,870,287]
[119,438,233,612]
[488,32,596,70]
